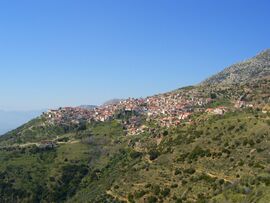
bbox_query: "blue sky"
[0,0,269,110]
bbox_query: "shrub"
[149,150,160,161]
[174,168,182,175]
[134,190,147,199]
[147,196,158,203]
[182,180,187,185]
[248,139,255,146]
[238,159,244,166]
[145,183,152,188]
[256,138,262,143]
[163,130,169,136]
[258,176,270,186]
[128,193,135,203]
[176,198,183,203]
[161,188,170,197]
[184,168,196,174]
[130,151,143,159]
[188,146,210,160]
[219,179,225,185]
[152,185,160,195]
[171,183,178,188]
[257,148,264,153]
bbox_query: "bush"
[152,185,160,195]
[145,183,152,188]
[171,183,178,188]
[134,190,147,199]
[219,179,225,185]
[248,139,255,146]
[184,168,196,174]
[163,130,169,136]
[128,193,135,203]
[238,159,244,166]
[130,151,143,159]
[188,146,210,160]
[176,198,183,203]
[182,180,187,185]
[149,150,160,161]
[174,168,182,175]
[147,196,158,203]
[161,188,170,197]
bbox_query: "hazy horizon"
[0,109,44,135]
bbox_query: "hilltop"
[0,50,270,203]
[201,49,270,86]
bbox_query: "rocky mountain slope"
[201,49,270,86]
[0,50,270,203]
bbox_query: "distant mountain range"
[79,100,124,109]
[102,99,123,106]
[78,105,98,110]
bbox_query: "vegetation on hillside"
[0,108,269,202]
[0,51,270,202]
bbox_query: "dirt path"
[106,190,128,202]
[196,168,233,182]
[11,138,80,148]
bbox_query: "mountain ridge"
[201,49,270,86]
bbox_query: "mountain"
[78,105,98,110]
[102,99,123,106]
[201,49,270,86]
[0,110,43,135]
[0,50,270,203]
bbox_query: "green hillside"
[0,108,269,203]
[0,51,270,203]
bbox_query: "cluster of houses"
[43,90,214,134]
[43,90,257,135]
[45,107,93,125]
[144,92,212,127]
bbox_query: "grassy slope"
[0,120,126,203]
[0,116,67,146]
[0,78,269,203]
[0,110,269,203]
[68,109,270,203]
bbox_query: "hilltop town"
[43,87,257,135]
